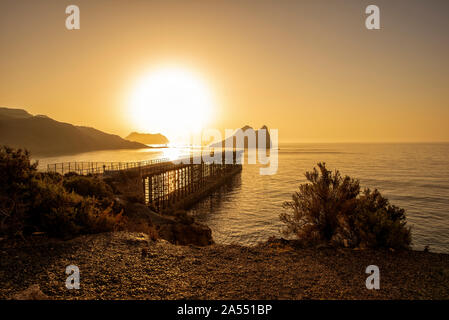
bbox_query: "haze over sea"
[36,143,449,253]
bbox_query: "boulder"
[172,222,213,246]
[123,201,213,246]
[157,220,213,246]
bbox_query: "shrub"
[0,146,38,194]
[29,175,125,237]
[280,162,411,249]
[0,145,125,238]
[63,175,113,199]
[352,189,411,249]
[0,146,38,234]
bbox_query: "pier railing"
[47,158,169,175]
[46,151,243,213]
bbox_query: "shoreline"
[1,231,449,300]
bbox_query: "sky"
[1,0,449,143]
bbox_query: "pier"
[47,150,242,213]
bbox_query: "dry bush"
[280,162,411,249]
[0,146,125,238]
[63,174,113,199]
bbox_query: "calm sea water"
[36,143,449,253]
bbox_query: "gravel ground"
[1,231,448,299]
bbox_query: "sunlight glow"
[130,66,215,143]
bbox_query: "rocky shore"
[1,231,448,300]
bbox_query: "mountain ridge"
[0,107,148,156]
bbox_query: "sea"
[35,143,449,253]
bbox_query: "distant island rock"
[125,132,169,145]
[209,125,272,149]
[0,107,148,156]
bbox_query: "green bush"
[353,189,411,249]
[63,174,113,199]
[29,175,124,237]
[0,146,124,238]
[280,162,411,249]
[0,146,38,234]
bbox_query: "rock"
[265,237,296,250]
[173,211,195,225]
[126,233,149,245]
[119,197,213,246]
[174,222,213,246]
[12,284,49,300]
[124,202,176,226]
[158,221,213,246]
[124,202,155,221]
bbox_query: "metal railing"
[47,158,170,175]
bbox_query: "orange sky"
[1,0,449,143]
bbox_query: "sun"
[129,66,215,143]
